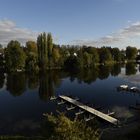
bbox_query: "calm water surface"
[0,63,140,135]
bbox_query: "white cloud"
[0,19,38,46]
[73,21,140,48]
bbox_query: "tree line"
[0,32,138,72]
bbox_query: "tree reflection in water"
[0,68,5,89]
[38,70,62,101]
[98,65,111,80]
[76,67,99,84]
[125,63,137,75]
[111,63,121,76]
[27,73,39,89]
[6,72,26,96]
[4,63,128,98]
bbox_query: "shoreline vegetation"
[0,32,139,73]
[0,113,100,140]
[0,113,140,140]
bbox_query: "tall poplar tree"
[47,33,53,67]
[37,32,48,69]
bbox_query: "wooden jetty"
[59,95,119,125]
[66,105,76,111]
[75,109,85,116]
[57,100,66,105]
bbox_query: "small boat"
[117,85,128,91]
[129,87,139,92]
[119,85,128,89]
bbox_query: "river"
[0,63,140,136]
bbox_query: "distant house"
[73,53,77,57]
[16,69,23,72]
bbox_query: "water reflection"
[27,73,39,89]
[4,63,139,98]
[111,63,121,76]
[6,72,26,96]
[98,65,111,80]
[38,71,62,101]
[1,63,140,136]
[112,106,134,122]
[65,64,121,84]
[125,63,137,75]
[77,67,98,84]
[0,68,5,89]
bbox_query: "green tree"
[126,46,137,60]
[52,47,61,67]
[42,113,99,140]
[26,41,37,54]
[59,46,70,67]
[25,52,39,72]
[37,32,48,69]
[5,40,26,72]
[99,47,112,64]
[77,47,84,68]
[25,41,39,72]
[0,53,4,68]
[120,49,126,62]
[47,33,53,67]
[64,55,79,70]
[83,52,92,67]
[87,47,99,65]
[0,44,4,54]
[112,48,121,62]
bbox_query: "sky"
[0,0,140,48]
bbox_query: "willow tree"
[37,32,48,69]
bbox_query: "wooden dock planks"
[59,95,119,125]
